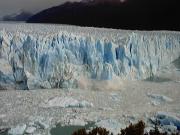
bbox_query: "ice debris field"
[0,23,180,135]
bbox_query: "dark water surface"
[173,57,180,69]
[50,122,95,135]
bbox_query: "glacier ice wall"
[0,24,180,90]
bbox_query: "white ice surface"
[0,23,180,89]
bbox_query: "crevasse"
[0,24,180,90]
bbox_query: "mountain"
[3,10,33,21]
[27,0,179,30]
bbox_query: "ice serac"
[0,24,180,90]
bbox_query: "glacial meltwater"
[50,122,95,135]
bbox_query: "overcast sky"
[0,0,80,17]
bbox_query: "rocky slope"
[2,10,33,21]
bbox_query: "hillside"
[27,0,180,30]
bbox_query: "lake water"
[50,122,95,135]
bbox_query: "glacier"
[0,23,180,90]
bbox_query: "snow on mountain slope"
[0,23,180,90]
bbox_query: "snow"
[0,23,180,90]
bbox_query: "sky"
[0,0,79,17]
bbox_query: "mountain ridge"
[27,0,180,30]
[3,10,33,21]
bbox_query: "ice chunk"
[25,126,36,134]
[8,124,26,135]
[156,112,180,130]
[69,118,87,126]
[35,121,49,129]
[95,119,125,135]
[43,97,93,108]
[147,94,173,102]
[147,93,173,106]
[79,100,94,108]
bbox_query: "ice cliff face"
[0,23,180,90]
